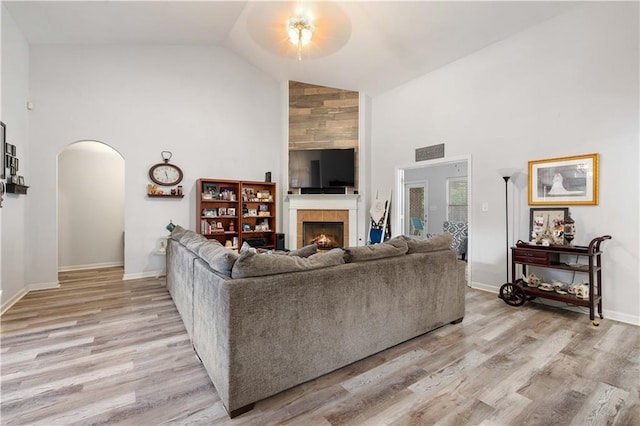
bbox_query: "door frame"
[394,154,472,282]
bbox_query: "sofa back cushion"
[231,247,345,279]
[169,225,189,241]
[344,236,408,263]
[197,240,238,277]
[399,233,453,254]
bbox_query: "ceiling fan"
[245,1,352,61]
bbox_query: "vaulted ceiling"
[4,1,577,94]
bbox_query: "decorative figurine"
[564,213,575,245]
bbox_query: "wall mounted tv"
[289,148,355,189]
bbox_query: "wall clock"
[149,151,183,186]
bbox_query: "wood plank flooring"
[1,267,638,425]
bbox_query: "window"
[447,177,468,222]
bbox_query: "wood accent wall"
[288,81,359,189]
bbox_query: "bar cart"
[499,235,611,326]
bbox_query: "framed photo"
[248,208,258,216]
[202,182,218,196]
[218,207,227,216]
[528,153,598,205]
[227,207,236,217]
[216,221,223,229]
[1,122,5,179]
[529,207,568,245]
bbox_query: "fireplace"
[286,194,359,250]
[303,222,344,249]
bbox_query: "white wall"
[1,7,30,312]
[372,3,639,324]
[58,141,124,270]
[24,44,283,287]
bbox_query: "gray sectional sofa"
[166,226,466,417]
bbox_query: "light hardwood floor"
[1,267,638,425]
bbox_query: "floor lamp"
[497,169,518,284]
[502,175,511,284]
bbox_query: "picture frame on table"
[529,207,569,245]
[528,153,598,205]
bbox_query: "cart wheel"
[499,283,526,307]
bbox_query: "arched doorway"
[57,141,125,272]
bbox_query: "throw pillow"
[273,243,318,258]
[231,247,345,279]
[169,225,188,241]
[399,233,453,254]
[197,241,239,277]
[344,236,408,263]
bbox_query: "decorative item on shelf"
[166,220,176,232]
[529,207,568,246]
[227,207,236,217]
[158,241,167,255]
[229,221,235,232]
[225,240,233,248]
[147,184,163,195]
[242,203,249,216]
[148,151,183,186]
[265,171,271,182]
[177,185,183,196]
[564,212,576,245]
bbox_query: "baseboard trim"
[1,288,28,315]
[470,281,639,326]
[58,261,124,272]
[123,270,165,281]
[28,281,60,291]
[469,281,499,294]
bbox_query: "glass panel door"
[404,182,427,236]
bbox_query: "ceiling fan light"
[287,17,314,46]
[300,28,313,45]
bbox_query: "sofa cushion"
[197,241,238,277]
[184,233,209,253]
[231,247,345,279]
[344,236,408,263]
[255,244,318,257]
[282,243,318,258]
[169,225,188,241]
[399,233,453,254]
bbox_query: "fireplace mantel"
[285,194,360,250]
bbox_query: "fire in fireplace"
[302,221,344,249]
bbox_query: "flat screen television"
[289,148,355,189]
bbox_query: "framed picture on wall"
[528,153,599,205]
